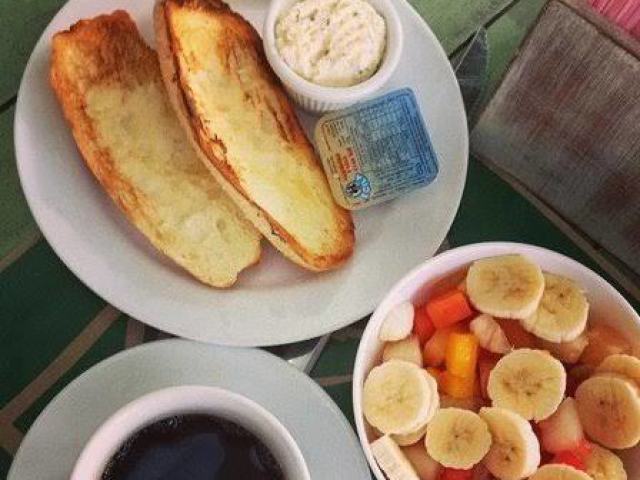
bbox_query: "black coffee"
[101,414,285,480]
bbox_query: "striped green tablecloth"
[3,0,637,477]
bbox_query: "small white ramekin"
[70,385,310,480]
[263,0,404,113]
[352,242,640,480]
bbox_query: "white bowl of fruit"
[353,242,640,480]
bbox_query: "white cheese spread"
[275,0,386,87]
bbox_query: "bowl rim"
[262,0,404,103]
[352,241,640,480]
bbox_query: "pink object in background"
[590,0,640,37]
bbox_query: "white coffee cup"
[71,385,310,479]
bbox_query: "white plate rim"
[14,0,468,346]
[8,339,372,479]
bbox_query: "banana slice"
[597,354,640,387]
[379,302,415,341]
[392,422,428,446]
[520,273,589,343]
[479,407,540,480]
[470,314,512,354]
[584,444,627,480]
[371,435,419,480]
[383,335,423,367]
[363,360,438,435]
[575,373,640,449]
[424,408,492,469]
[465,255,544,320]
[488,349,566,421]
[528,464,592,480]
[391,371,441,446]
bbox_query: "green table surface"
[1,0,637,477]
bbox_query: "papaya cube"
[441,371,476,399]
[580,323,633,367]
[445,332,479,378]
[425,290,473,329]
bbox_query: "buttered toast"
[50,11,261,287]
[154,0,355,271]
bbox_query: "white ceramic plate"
[8,339,371,479]
[352,242,640,480]
[15,0,468,346]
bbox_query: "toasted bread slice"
[154,0,355,271]
[50,11,261,287]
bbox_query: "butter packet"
[314,88,438,210]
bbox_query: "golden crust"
[51,11,155,220]
[50,11,262,287]
[155,0,355,271]
[51,11,157,90]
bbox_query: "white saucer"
[8,339,371,479]
[15,0,468,346]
